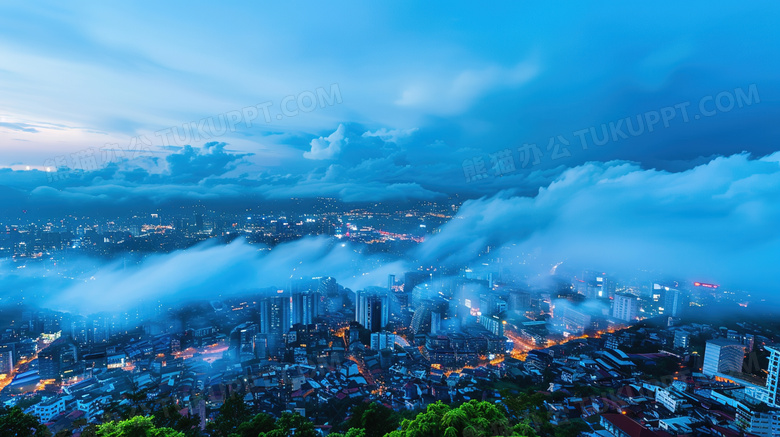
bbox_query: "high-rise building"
[390,289,410,321]
[70,317,88,345]
[744,334,755,353]
[254,333,269,360]
[409,298,448,335]
[508,290,531,312]
[291,290,319,326]
[38,337,79,380]
[552,300,592,335]
[662,288,688,317]
[410,303,432,336]
[673,331,690,349]
[411,283,431,309]
[581,270,613,299]
[480,294,507,316]
[259,294,289,357]
[260,294,291,335]
[370,332,395,350]
[703,339,745,377]
[429,299,448,334]
[318,276,338,296]
[318,276,343,314]
[612,293,639,322]
[479,313,504,337]
[89,314,111,344]
[735,396,780,437]
[229,322,258,362]
[356,287,389,332]
[289,278,324,325]
[0,344,14,374]
[41,312,61,334]
[766,345,780,407]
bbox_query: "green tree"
[386,401,450,437]
[151,404,202,437]
[504,392,546,416]
[14,395,44,411]
[0,406,52,437]
[96,415,184,437]
[442,400,514,437]
[102,399,137,421]
[512,423,537,437]
[258,412,317,437]
[552,419,589,437]
[235,413,275,437]
[344,402,400,437]
[328,429,366,437]
[126,388,149,411]
[80,424,100,437]
[206,394,252,437]
[387,400,535,437]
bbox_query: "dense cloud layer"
[419,153,780,295]
[36,237,407,314]
[0,124,566,211]
[1,3,779,315]
[4,152,778,315]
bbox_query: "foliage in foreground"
[0,406,52,437]
[384,400,534,437]
[1,392,592,437]
[97,415,185,437]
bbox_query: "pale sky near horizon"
[1,2,777,174]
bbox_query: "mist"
[419,152,780,299]
[4,152,779,316]
[0,237,408,315]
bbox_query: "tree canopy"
[342,402,400,437]
[206,394,252,437]
[385,400,533,437]
[0,391,581,437]
[0,406,52,437]
[96,415,184,437]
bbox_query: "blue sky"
[2,2,780,303]
[0,1,779,204]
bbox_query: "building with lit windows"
[370,332,395,350]
[612,293,638,322]
[673,331,690,349]
[479,313,504,337]
[38,337,78,380]
[356,287,389,332]
[766,345,780,407]
[703,339,745,377]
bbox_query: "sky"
[1,2,780,307]
[1,1,778,207]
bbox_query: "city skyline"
[1,3,779,437]
[0,3,778,302]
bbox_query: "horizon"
[1,3,779,437]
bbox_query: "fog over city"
[1,3,779,437]
[3,149,778,315]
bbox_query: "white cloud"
[303,123,347,160]
[45,236,410,314]
[394,59,540,115]
[361,127,418,143]
[418,153,780,296]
